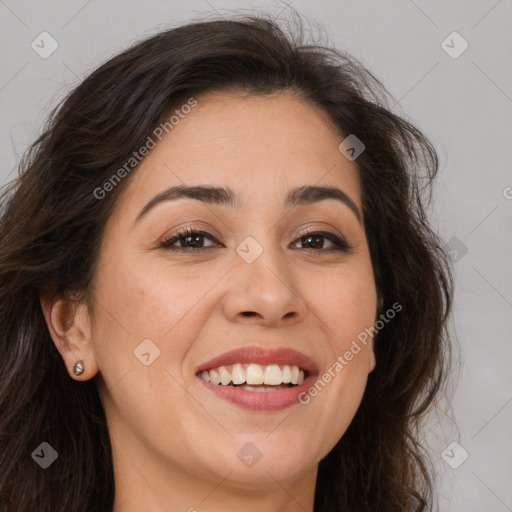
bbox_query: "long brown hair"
[0,11,454,511]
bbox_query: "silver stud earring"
[73,360,84,376]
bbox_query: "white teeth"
[264,364,283,385]
[246,364,264,385]
[209,368,221,385]
[242,385,267,392]
[282,365,292,383]
[218,366,231,386]
[290,365,299,385]
[199,363,308,387]
[231,363,245,385]
[240,385,288,392]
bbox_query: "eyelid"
[159,227,221,249]
[159,221,222,243]
[294,225,342,242]
[292,227,353,252]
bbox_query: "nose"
[222,241,307,327]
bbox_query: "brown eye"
[159,228,220,252]
[292,230,352,252]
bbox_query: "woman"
[0,12,454,512]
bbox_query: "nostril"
[241,311,257,317]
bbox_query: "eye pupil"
[302,235,323,249]
[183,234,202,247]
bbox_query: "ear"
[40,292,99,380]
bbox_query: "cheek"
[90,252,222,382]
[301,259,376,403]
[94,251,201,334]
[311,260,377,342]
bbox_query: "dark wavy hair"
[0,11,454,512]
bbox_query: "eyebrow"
[133,184,362,226]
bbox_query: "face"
[86,90,378,491]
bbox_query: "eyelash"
[158,226,353,254]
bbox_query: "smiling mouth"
[198,363,308,391]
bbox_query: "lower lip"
[197,375,317,411]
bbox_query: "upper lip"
[195,345,319,376]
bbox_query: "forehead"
[114,90,362,219]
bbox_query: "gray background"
[1,1,511,510]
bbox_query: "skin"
[41,90,378,512]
